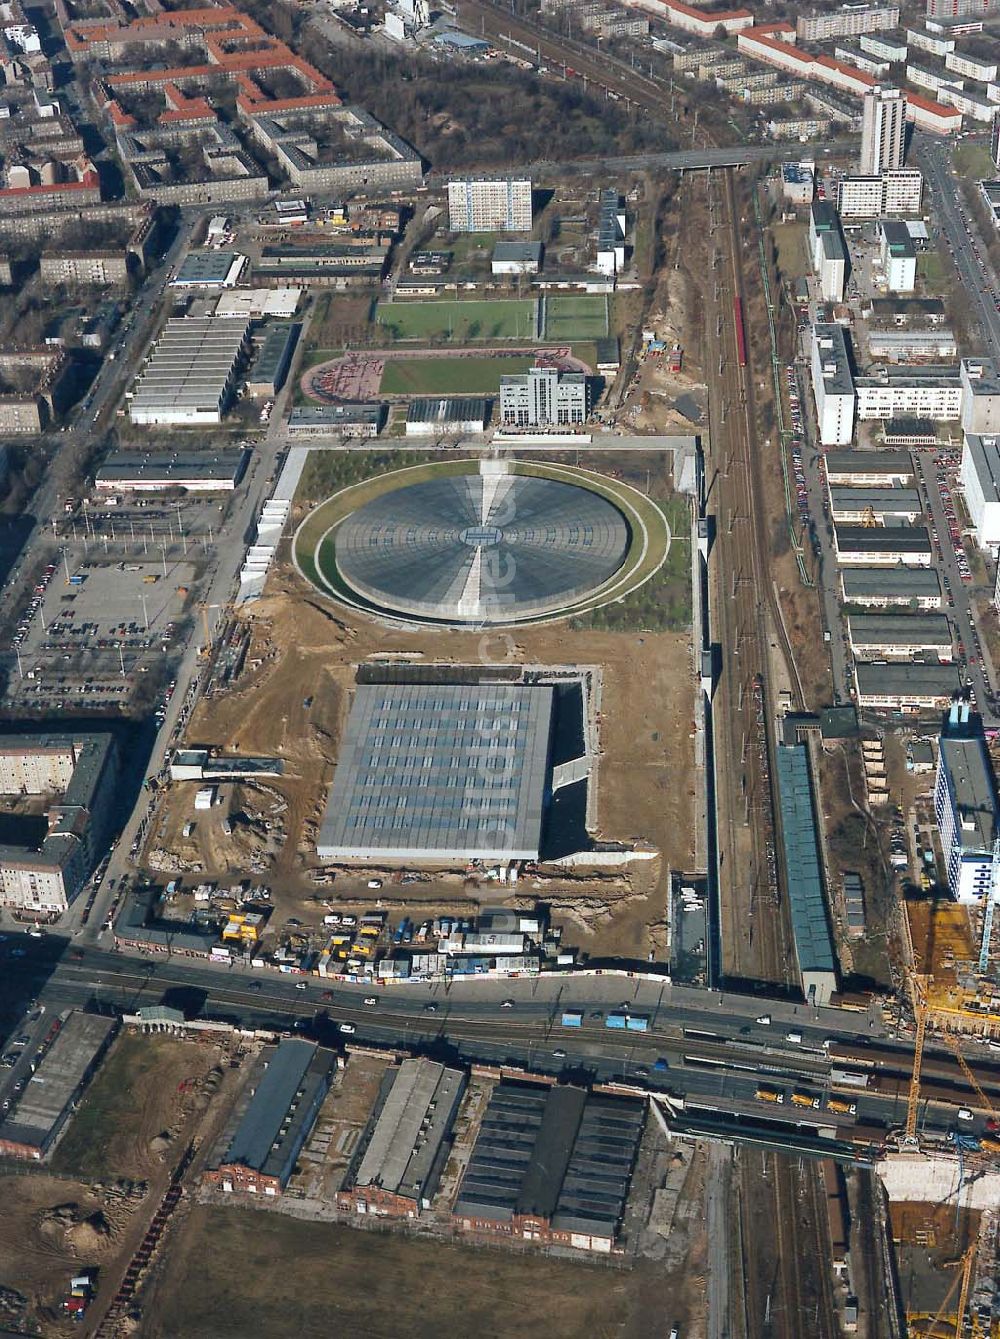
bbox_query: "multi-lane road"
[916,133,1000,359]
[6,935,1000,1150]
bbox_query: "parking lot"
[4,550,200,714]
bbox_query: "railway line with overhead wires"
[698,165,800,992]
[695,167,841,1339]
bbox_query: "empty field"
[379,354,535,396]
[142,1205,672,1339]
[543,294,609,340]
[376,298,537,341]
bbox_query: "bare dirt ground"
[51,1033,229,1183]
[152,559,694,960]
[0,1174,144,1335]
[0,1033,234,1336]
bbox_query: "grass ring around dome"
[292,458,671,628]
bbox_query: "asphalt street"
[915,133,1000,358]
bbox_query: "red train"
[733,295,747,368]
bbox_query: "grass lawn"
[143,1205,670,1339]
[376,298,536,341]
[543,294,609,341]
[953,142,995,181]
[771,221,809,283]
[380,355,536,395]
[918,252,946,289]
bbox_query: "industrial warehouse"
[94,450,248,493]
[454,1081,646,1253]
[839,567,942,608]
[0,1012,117,1160]
[128,317,250,426]
[338,1058,467,1217]
[203,1039,337,1196]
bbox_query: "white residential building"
[809,200,847,301]
[934,733,998,904]
[960,432,1000,550]
[810,323,856,446]
[878,219,917,292]
[797,4,899,40]
[837,169,924,217]
[860,86,907,175]
[447,177,532,232]
[960,357,1000,434]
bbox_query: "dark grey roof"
[840,566,941,599]
[352,1058,466,1202]
[405,398,489,425]
[824,449,913,477]
[847,612,952,646]
[0,1013,116,1151]
[775,743,837,981]
[317,683,553,861]
[222,1040,335,1184]
[288,404,383,426]
[334,474,629,623]
[454,1082,643,1240]
[854,661,964,698]
[835,525,931,554]
[249,322,299,388]
[96,451,247,486]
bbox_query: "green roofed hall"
[775,742,838,1005]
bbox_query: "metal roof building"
[854,661,964,709]
[317,683,554,862]
[170,250,247,287]
[287,403,384,437]
[847,612,953,657]
[454,1082,644,1249]
[824,449,914,484]
[0,1012,117,1159]
[95,450,247,492]
[934,733,998,902]
[828,486,922,521]
[210,1040,335,1194]
[834,525,932,565]
[774,743,838,1006]
[840,566,942,608]
[348,1058,466,1210]
[404,397,490,436]
[129,317,250,426]
[247,322,300,398]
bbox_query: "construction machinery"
[915,1243,981,1338]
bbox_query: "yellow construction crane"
[860,503,878,528]
[905,985,929,1142]
[919,1244,979,1338]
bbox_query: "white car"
[339,1022,356,1034]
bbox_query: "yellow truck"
[756,1086,784,1104]
[826,1097,857,1116]
[791,1091,820,1109]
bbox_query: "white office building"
[855,368,963,421]
[878,219,917,293]
[837,170,924,218]
[499,365,589,427]
[447,177,532,232]
[810,324,856,446]
[934,732,998,904]
[961,432,1000,550]
[860,87,907,175]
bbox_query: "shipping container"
[626,1015,650,1032]
[605,1013,628,1030]
[561,1011,584,1027]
